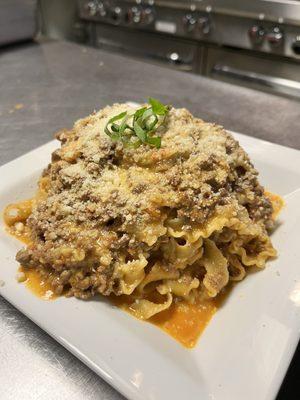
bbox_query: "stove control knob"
[267,26,284,47]
[86,1,98,16]
[248,25,265,44]
[198,16,210,35]
[110,6,123,23]
[127,6,142,24]
[96,1,106,17]
[183,14,197,33]
[143,7,155,25]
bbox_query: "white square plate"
[0,132,300,400]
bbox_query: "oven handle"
[142,51,194,72]
[164,52,194,71]
[211,64,300,98]
[96,38,194,71]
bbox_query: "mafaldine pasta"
[5,102,277,320]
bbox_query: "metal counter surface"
[0,40,299,400]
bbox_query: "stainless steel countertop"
[0,40,299,400]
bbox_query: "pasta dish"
[4,100,281,347]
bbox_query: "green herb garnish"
[104,98,170,149]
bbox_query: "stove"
[77,0,300,98]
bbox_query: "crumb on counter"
[15,103,24,110]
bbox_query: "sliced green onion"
[104,98,170,149]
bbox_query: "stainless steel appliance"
[0,0,37,46]
[77,0,300,98]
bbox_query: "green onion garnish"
[104,98,170,149]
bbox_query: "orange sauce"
[150,300,216,348]
[3,199,34,226]
[3,199,34,244]
[8,228,31,245]
[111,294,220,348]
[19,266,57,300]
